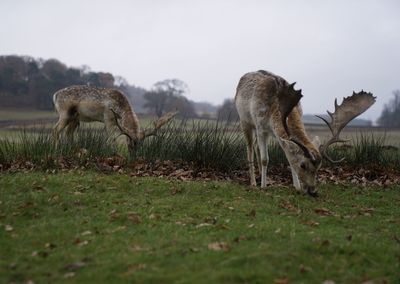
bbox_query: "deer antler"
[110,109,134,141]
[278,82,303,136]
[139,111,178,140]
[317,90,376,163]
[278,82,317,160]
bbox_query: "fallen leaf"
[5,225,13,232]
[81,230,92,236]
[124,263,146,275]
[63,272,75,278]
[8,263,17,270]
[233,235,247,243]
[274,278,288,284]
[360,281,375,284]
[196,223,212,228]
[130,244,149,252]
[44,243,56,249]
[127,212,142,224]
[31,251,48,258]
[314,208,334,216]
[301,220,320,227]
[208,242,230,252]
[189,247,200,252]
[299,264,311,273]
[148,213,161,220]
[74,238,89,247]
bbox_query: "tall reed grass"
[0,127,117,169]
[0,120,399,171]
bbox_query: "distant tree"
[65,68,84,85]
[143,90,169,117]
[144,79,195,118]
[217,99,239,122]
[377,90,400,128]
[0,55,146,111]
[167,95,197,118]
[41,59,67,78]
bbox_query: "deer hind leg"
[65,118,80,139]
[256,130,269,188]
[241,124,256,186]
[53,113,70,143]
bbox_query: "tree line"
[0,55,213,119]
[2,55,398,126]
[0,55,119,110]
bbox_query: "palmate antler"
[278,82,318,160]
[139,111,178,139]
[316,90,376,163]
[111,109,178,141]
[278,82,303,136]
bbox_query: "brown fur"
[53,85,141,154]
[235,71,321,193]
[53,85,177,156]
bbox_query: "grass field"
[1,108,400,147]
[1,172,399,283]
[0,109,57,121]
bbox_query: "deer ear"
[280,138,302,153]
[312,136,321,149]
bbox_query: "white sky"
[1,0,399,121]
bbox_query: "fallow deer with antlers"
[235,70,376,196]
[53,85,177,156]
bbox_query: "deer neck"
[116,106,141,140]
[271,105,318,154]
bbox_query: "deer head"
[278,82,322,196]
[112,110,178,156]
[316,90,376,163]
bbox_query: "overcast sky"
[1,0,399,121]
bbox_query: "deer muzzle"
[306,186,318,197]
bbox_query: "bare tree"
[378,90,400,127]
[144,79,195,118]
[217,99,239,122]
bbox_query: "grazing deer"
[235,70,376,196]
[53,85,177,155]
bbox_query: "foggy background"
[1,0,399,121]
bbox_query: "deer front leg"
[103,109,120,140]
[254,137,262,175]
[289,165,301,191]
[242,126,256,186]
[256,131,269,188]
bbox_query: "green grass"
[0,172,399,283]
[0,109,57,121]
[1,122,399,172]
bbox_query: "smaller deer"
[235,70,375,196]
[53,85,177,155]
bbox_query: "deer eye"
[300,163,307,170]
